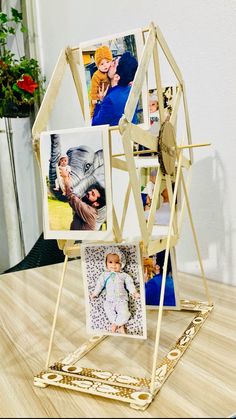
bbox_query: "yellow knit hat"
[95,45,113,67]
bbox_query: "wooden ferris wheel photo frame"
[32,21,213,410]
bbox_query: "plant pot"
[0,101,32,118]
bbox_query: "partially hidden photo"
[143,250,180,310]
[139,164,171,226]
[133,85,177,156]
[79,28,148,127]
[40,126,112,240]
[81,242,147,339]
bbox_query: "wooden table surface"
[0,259,235,418]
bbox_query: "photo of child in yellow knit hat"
[90,45,113,117]
[79,29,149,127]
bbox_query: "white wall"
[35,0,236,285]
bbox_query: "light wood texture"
[45,255,69,369]
[155,25,183,85]
[169,85,182,128]
[122,126,149,245]
[32,48,68,139]
[120,122,158,152]
[123,23,156,123]
[0,260,235,417]
[182,81,193,162]
[180,169,212,305]
[150,151,183,392]
[146,167,162,235]
[65,47,85,117]
[120,182,131,234]
[152,25,165,124]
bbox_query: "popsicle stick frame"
[32,22,213,410]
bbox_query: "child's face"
[108,57,119,79]
[106,253,121,272]
[98,59,111,73]
[149,100,158,113]
[150,174,156,184]
[59,157,68,166]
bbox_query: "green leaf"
[21,24,27,33]
[0,12,8,24]
[11,8,23,22]
[8,27,16,35]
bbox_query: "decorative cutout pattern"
[34,301,213,410]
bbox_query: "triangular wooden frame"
[32,22,213,410]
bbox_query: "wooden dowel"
[112,149,158,158]
[178,142,211,149]
[112,143,210,158]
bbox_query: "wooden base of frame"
[34,300,213,411]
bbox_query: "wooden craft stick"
[65,47,85,117]
[155,26,184,84]
[170,86,182,128]
[169,247,181,310]
[150,151,183,393]
[122,127,149,245]
[128,122,158,151]
[166,174,178,235]
[147,234,178,255]
[180,170,212,305]
[178,165,192,235]
[182,81,193,163]
[45,255,69,369]
[120,182,132,234]
[32,48,68,137]
[112,206,123,242]
[147,168,162,234]
[152,28,166,124]
[124,24,156,123]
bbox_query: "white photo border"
[81,242,147,339]
[40,125,113,240]
[78,28,149,128]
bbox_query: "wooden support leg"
[165,174,178,234]
[45,254,69,369]
[180,170,212,305]
[120,181,131,235]
[169,246,181,310]
[112,206,123,242]
[150,152,183,393]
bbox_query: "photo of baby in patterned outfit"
[81,243,147,339]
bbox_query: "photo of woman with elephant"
[40,126,113,240]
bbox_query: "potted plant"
[0,7,45,118]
